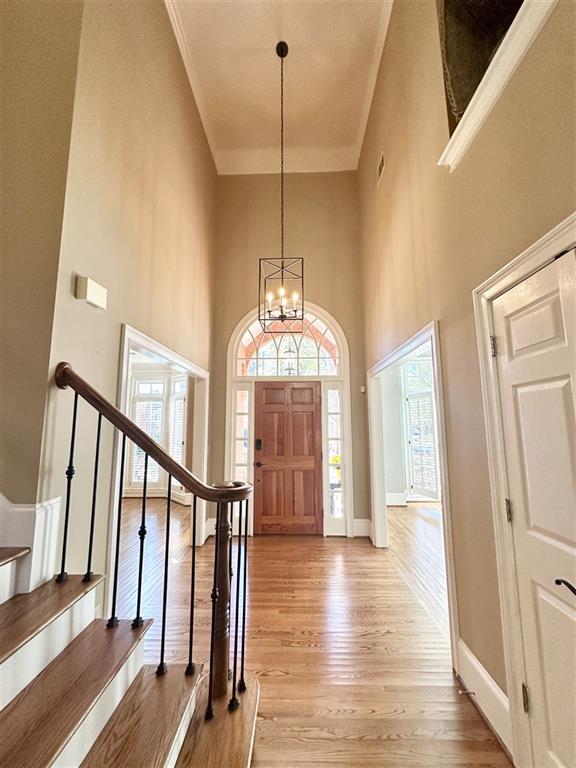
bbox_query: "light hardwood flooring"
[117,498,511,767]
[388,502,450,636]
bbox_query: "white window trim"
[225,301,355,537]
[438,0,558,173]
[472,211,576,766]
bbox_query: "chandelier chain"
[280,55,284,262]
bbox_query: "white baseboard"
[201,517,216,544]
[123,488,192,505]
[0,494,61,592]
[353,519,371,537]
[386,492,407,506]
[457,639,512,753]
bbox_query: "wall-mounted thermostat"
[75,276,107,310]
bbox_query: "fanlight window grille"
[237,312,339,377]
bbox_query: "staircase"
[0,363,257,767]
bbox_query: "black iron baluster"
[228,501,244,711]
[83,412,102,583]
[238,498,249,692]
[157,477,172,675]
[229,516,234,586]
[57,392,79,583]
[205,502,222,720]
[185,494,198,676]
[107,433,126,628]
[132,453,148,629]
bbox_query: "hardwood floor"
[117,498,511,767]
[387,502,449,635]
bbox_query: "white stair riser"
[54,636,146,768]
[165,689,198,768]
[0,560,18,605]
[0,589,96,709]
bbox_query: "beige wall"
[1,1,84,503]
[358,0,576,689]
[210,172,371,520]
[38,0,216,575]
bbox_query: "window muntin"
[237,312,339,377]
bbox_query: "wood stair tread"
[0,618,152,768]
[0,546,30,568]
[0,573,105,664]
[176,672,260,768]
[82,664,202,767]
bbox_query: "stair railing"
[54,361,252,720]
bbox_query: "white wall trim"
[224,301,355,538]
[0,494,61,592]
[438,0,558,172]
[472,211,576,767]
[366,321,460,674]
[352,519,371,538]
[457,639,512,755]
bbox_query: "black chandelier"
[259,41,304,333]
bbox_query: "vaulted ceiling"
[165,1,392,174]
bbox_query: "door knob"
[555,578,576,597]
[254,461,264,468]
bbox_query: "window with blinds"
[402,361,439,499]
[128,373,188,491]
[132,399,163,484]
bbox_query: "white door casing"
[493,250,576,768]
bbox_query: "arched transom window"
[237,312,339,377]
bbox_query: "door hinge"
[522,683,530,713]
[505,498,512,523]
[490,336,497,357]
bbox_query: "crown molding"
[165,0,394,175]
[438,0,558,173]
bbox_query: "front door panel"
[254,382,323,534]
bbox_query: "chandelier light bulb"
[278,286,286,298]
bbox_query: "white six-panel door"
[493,250,576,768]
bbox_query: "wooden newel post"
[212,491,232,699]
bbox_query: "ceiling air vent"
[377,152,385,185]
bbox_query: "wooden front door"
[254,381,323,535]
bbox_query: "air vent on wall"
[377,151,385,185]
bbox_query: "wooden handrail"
[55,362,252,504]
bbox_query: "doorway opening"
[367,322,459,665]
[104,326,210,616]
